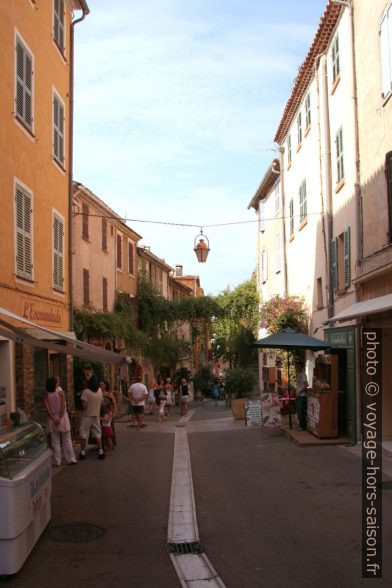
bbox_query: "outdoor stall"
[307,354,338,438]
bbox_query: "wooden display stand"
[307,355,338,438]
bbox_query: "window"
[53,92,65,166]
[82,203,89,239]
[53,212,64,291]
[259,200,266,232]
[317,277,323,308]
[297,112,302,145]
[287,134,292,165]
[380,5,392,98]
[15,183,33,279]
[83,269,89,306]
[102,277,108,311]
[332,34,340,84]
[261,248,268,283]
[128,241,134,274]
[15,36,33,130]
[53,0,65,53]
[116,234,122,269]
[275,234,281,273]
[330,227,350,293]
[336,127,344,183]
[289,198,294,236]
[299,180,307,224]
[385,151,392,241]
[102,218,107,250]
[305,94,311,129]
[274,181,280,215]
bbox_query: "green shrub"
[223,367,256,399]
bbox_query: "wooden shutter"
[54,0,65,52]
[83,269,89,306]
[53,214,64,290]
[102,218,107,250]
[15,185,32,278]
[82,203,89,239]
[117,234,122,268]
[343,227,351,288]
[128,242,134,274]
[15,38,32,129]
[330,237,338,293]
[103,277,108,311]
[53,94,64,164]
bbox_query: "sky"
[73,0,327,296]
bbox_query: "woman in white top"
[43,377,76,466]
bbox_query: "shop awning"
[0,306,127,366]
[331,294,392,323]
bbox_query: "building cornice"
[247,159,280,210]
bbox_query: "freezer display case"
[0,421,52,575]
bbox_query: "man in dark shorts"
[127,376,148,429]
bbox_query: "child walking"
[100,401,114,455]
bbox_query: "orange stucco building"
[0,1,89,426]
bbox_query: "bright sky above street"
[73,0,327,295]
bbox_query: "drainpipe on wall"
[68,3,90,331]
[321,54,334,320]
[278,147,288,297]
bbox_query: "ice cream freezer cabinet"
[0,421,52,575]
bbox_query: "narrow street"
[4,401,392,587]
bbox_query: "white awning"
[331,294,392,322]
[0,306,127,365]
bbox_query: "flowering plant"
[259,295,308,334]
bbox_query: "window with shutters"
[261,248,268,283]
[336,127,344,184]
[289,198,294,237]
[299,180,307,224]
[53,212,64,291]
[53,92,65,166]
[287,134,292,166]
[128,241,134,274]
[385,151,392,241]
[297,112,302,146]
[117,234,123,269]
[102,218,107,251]
[380,4,392,99]
[332,34,340,84]
[15,35,33,131]
[15,183,33,280]
[275,234,281,273]
[83,269,89,306]
[102,277,108,311]
[317,277,323,308]
[53,0,65,54]
[82,203,89,240]
[274,181,280,215]
[305,94,311,129]
[330,227,350,294]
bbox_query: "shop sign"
[21,298,63,326]
[245,400,262,426]
[260,392,282,428]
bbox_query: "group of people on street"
[127,376,192,427]
[43,363,118,466]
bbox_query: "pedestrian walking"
[211,380,220,406]
[164,377,174,417]
[179,378,190,416]
[101,380,117,447]
[127,375,148,429]
[158,385,168,421]
[154,376,163,409]
[100,401,114,455]
[295,361,308,430]
[148,379,157,415]
[79,363,105,460]
[43,376,77,466]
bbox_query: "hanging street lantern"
[194,229,210,263]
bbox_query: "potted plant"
[224,367,256,420]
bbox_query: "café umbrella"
[253,328,334,428]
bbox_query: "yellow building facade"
[0,1,89,426]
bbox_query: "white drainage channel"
[168,427,226,587]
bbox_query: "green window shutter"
[343,227,351,288]
[330,237,338,293]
